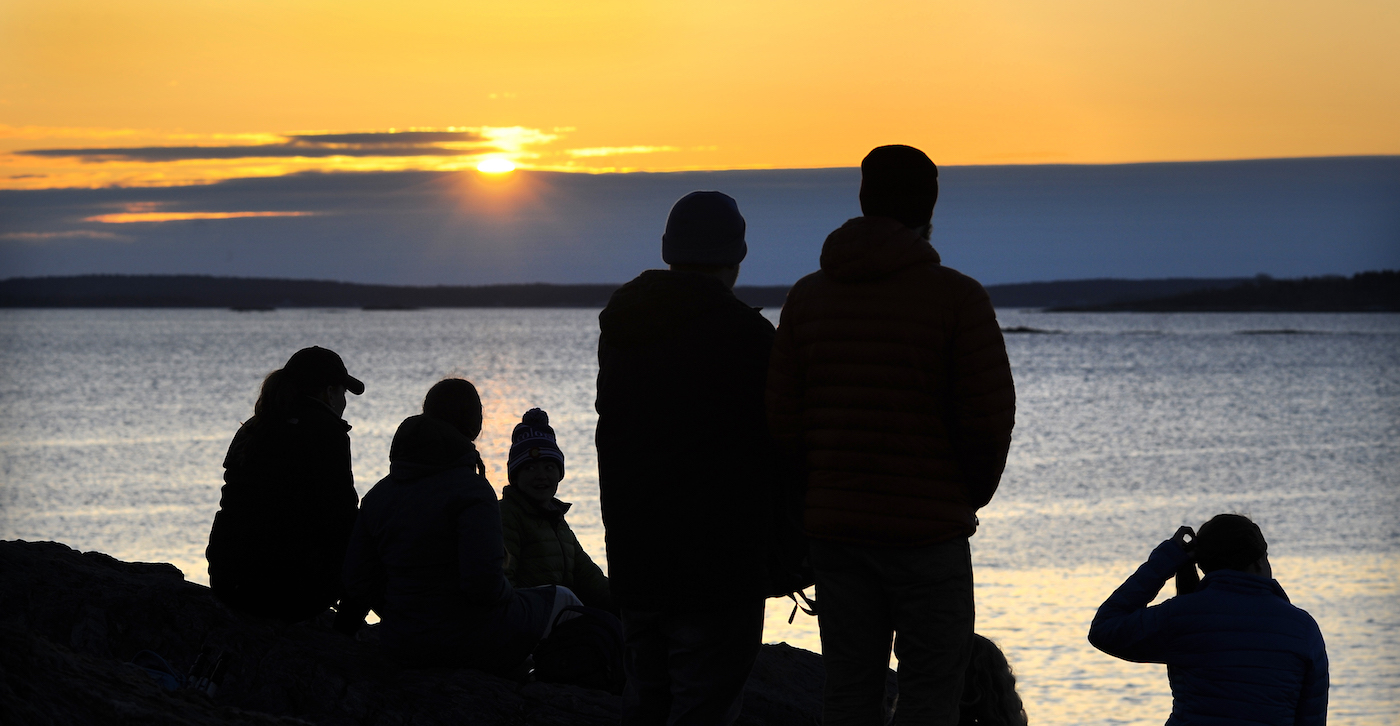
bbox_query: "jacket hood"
[820,216,940,283]
[1199,569,1291,602]
[388,414,481,480]
[599,269,743,346]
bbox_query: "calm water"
[1,308,1396,725]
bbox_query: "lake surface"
[1,308,1396,725]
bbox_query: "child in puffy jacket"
[500,408,614,612]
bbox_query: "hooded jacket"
[1089,540,1329,726]
[500,484,613,611]
[340,415,552,674]
[596,269,776,611]
[207,396,358,621]
[766,216,1015,546]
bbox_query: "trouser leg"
[622,609,672,726]
[811,539,895,726]
[665,601,765,726]
[542,585,584,638]
[886,537,974,726]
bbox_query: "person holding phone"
[1088,514,1330,725]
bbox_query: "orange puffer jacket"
[767,216,1015,546]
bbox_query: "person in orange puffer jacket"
[766,145,1016,726]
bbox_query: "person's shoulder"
[498,485,529,517]
[927,262,991,301]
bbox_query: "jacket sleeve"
[1088,540,1190,663]
[457,493,514,607]
[500,503,522,586]
[765,285,805,452]
[567,529,614,612]
[336,510,382,634]
[948,280,1015,508]
[1296,622,1330,726]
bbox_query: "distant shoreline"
[0,272,1394,312]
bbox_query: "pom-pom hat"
[508,408,565,477]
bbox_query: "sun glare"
[476,158,516,174]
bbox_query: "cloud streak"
[0,230,129,241]
[565,145,681,158]
[20,130,494,162]
[84,211,319,224]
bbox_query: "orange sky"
[2,0,1397,189]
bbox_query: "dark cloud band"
[289,131,485,145]
[20,144,494,162]
[18,130,494,163]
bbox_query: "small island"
[1048,271,1398,312]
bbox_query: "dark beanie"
[661,191,748,266]
[1195,514,1268,573]
[859,145,939,229]
[507,408,565,477]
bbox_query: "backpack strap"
[786,588,818,624]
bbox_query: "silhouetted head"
[1195,514,1269,574]
[507,408,565,479]
[959,634,1028,726]
[283,346,364,396]
[662,191,748,268]
[254,346,362,418]
[422,378,483,441]
[860,145,939,230]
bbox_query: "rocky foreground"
[0,540,878,725]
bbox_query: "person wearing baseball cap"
[207,346,365,623]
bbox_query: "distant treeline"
[1051,270,1399,312]
[0,273,1393,311]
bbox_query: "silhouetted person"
[1089,515,1329,725]
[500,408,614,611]
[596,191,776,724]
[336,379,582,676]
[767,145,1016,725]
[206,346,364,622]
[957,635,1028,726]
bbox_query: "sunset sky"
[3,0,1398,190]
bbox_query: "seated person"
[206,346,364,623]
[1088,514,1329,726]
[336,379,580,675]
[500,408,613,612]
[958,634,1027,726]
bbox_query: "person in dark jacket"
[206,346,365,622]
[596,191,777,725]
[500,408,613,611]
[336,378,582,676]
[766,145,1016,725]
[1089,515,1329,726]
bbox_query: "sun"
[476,157,516,173]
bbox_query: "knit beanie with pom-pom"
[507,408,565,477]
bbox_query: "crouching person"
[1088,514,1329,726]
[500,408,614,612]
[335,379,581,676]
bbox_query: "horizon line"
[4,153,1396,193]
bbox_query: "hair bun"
[521,408,549,426]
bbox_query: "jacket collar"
[1198,569,1291,602]
[388,451,481,482]
[282,396,352,431]
[502,484,571,520]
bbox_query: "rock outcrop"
[0,540,862,725]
